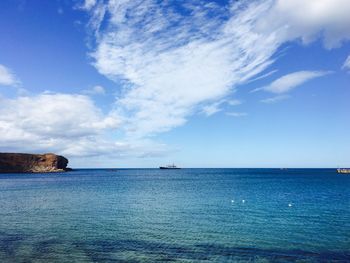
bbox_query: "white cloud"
[0,93,173,161]
[226,112,248,117]
[0,64,20,87]
[83,85,106,95]
[261,95,290,104]
[257,0,350,49]
[342,55,350,71]
[201,99,242,116]
[82,0,349,138]
[253,71,330,94]
[0,93,120,156]
[79,0,96,10]
[227,99,243,106]
[202,101,223,117]
[247,69,278,84]
[88,1,279,137]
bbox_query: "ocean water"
[0,168,349,262]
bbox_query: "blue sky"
[0,0,349,168]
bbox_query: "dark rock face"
[0,153,69,173]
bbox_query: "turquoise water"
[0,169,349,262]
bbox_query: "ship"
[159,164,181,169]
[337,168,350,174]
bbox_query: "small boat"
[337,168,350,174]
[159,164,181,169]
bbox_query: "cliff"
[0,153,70,173]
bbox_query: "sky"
[0,0,349,168]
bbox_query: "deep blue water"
[0,168,349,262]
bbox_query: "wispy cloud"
[342,55,350,72]
[201,99,243,116]
[87,1,279,137]
[246,69,278,84]
[201,100,224,117]
[81,0,349,138]
[261,95,290,104]
[78,0,96,11]
[83,85,106,95]
[226,112,248,117]
[252,71,331,94]
[0,64,20,87]
[227,99,243,106]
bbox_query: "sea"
[0,168,349,262]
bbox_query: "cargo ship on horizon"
[159,164,181,169]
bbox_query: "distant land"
[0,153,71,173]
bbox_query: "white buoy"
[288,203,292,207]
[231,200,235,203]
[242,199,245,203]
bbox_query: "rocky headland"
[0,153,71,173]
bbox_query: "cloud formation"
[227,99,243,106]
[88,1,278,137]
[83,85,106,95]
[0,92,172,160]
[342,55,350,71]
[0,64,20,87]
[257,0,350,49]
[83,0,350,138]
[253,71,330,94]
[201,99,243,116]
[2,0,350,161]
[0,93,120,156]
[261,95,290,104]
[78,0,96,10]
[226,112,248,117]
[202,101,224,117]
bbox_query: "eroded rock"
[0,153,70,173]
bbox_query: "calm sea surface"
[0,169,349,262]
